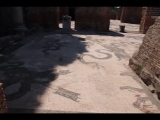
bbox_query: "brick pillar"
[139,7,156,34]
[120,7,142,24]
[0,83,8,113]
[75,7,111,31]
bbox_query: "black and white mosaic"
[54,86,80,102]
[102,43,131,60]
[78,49,112,69]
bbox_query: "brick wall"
[59,7,69,20]
[25,7,59,29]
[152,7,160,16]
[129,16,160,100]
[110,11,116,19]
[139,7,158,34]
[120,7,142,24]
[75,7,111,31]
[0,83,8,113]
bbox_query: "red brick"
[75,7,110,31]
[25,7,59,29]
[139,7,157,34]
[129,16,160,100]
[120,7,142,24]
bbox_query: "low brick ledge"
[129,57,160,100]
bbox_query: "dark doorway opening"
[69,7,75,21]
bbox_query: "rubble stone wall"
[129,16,160,100]
[75,7,111,31]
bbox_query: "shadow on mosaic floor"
[0,33,89,113]
[53,28,125,37]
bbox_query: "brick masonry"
[0,83,8,113]
[75,7,111,31]
[25,7,59,29]
[139,7,158,34]
[129,16,160,100]
[59,7,69,20]
[120,7,142,24]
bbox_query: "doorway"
[59,7,76,30]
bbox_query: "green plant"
[137,64,143,73]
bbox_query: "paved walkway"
[1,20,160,113]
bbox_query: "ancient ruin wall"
[129,16,160,100]
[25,7,59,29]
[139,7,158,34]
[75,7,111,31]
[0,83,8,113]
[120,7,142,24]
